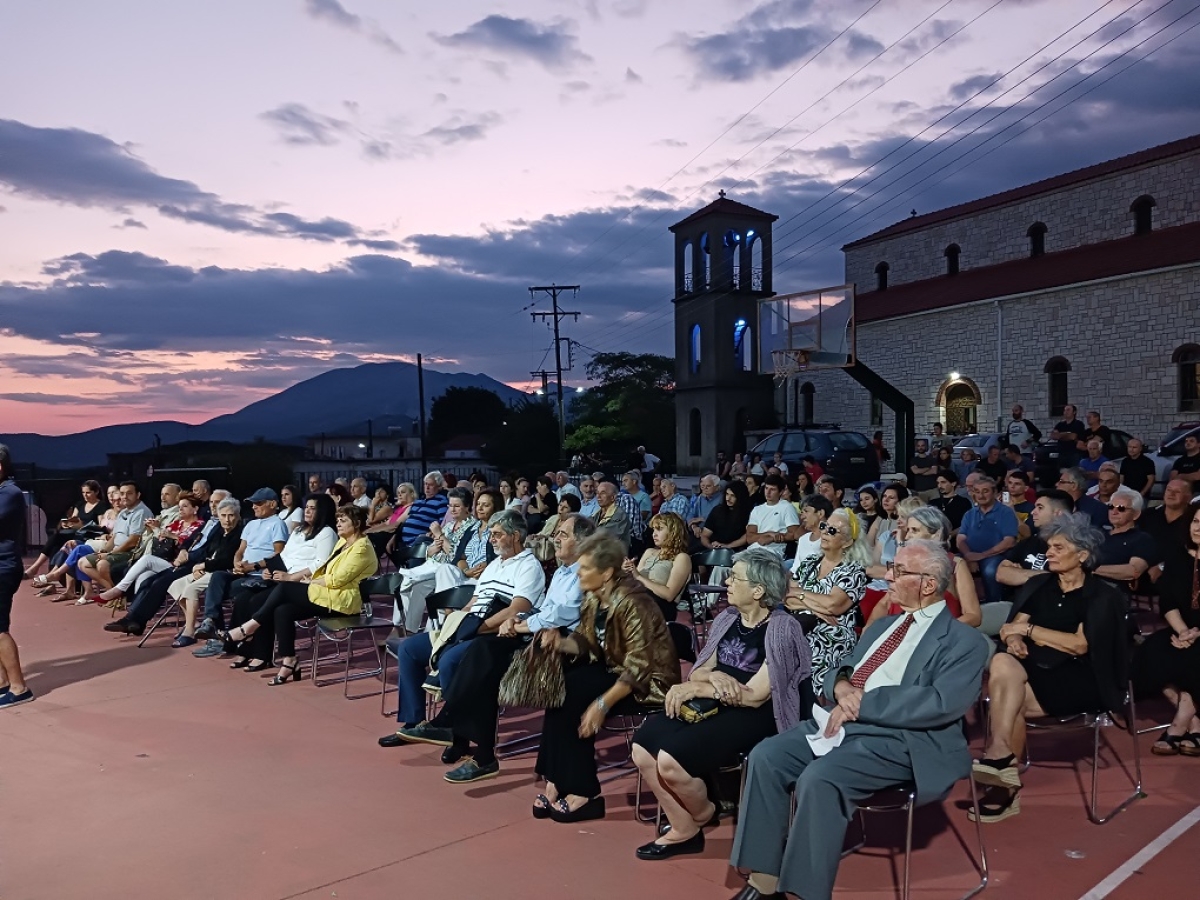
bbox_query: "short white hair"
[424,470,445,488]
[1109,485,1143,513]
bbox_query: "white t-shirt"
[280,526,338,575]
[749,500,801,557]
[469,548,547,617]
[792,532,822,569]
[353,495,372,509]
[279,507,303,529]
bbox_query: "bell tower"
[670,192,777,473]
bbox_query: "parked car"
[1033,429,1134,488]
[950,433,1007,459]
[750,427,881,490]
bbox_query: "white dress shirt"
[853,601,947,691]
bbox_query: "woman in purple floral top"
[630,548,812,862]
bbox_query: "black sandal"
[532,794,552,819]
[1152,733,1184,756]
[244,660,270,673]
[229,657,251,669]
[969,786,1021,824]
[267,662,301,686]
[1179,733,1200,757]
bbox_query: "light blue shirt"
[524,560,582,633]
[687,492,722,524]
[579,498,600,518]
[240,515,290,564]
[660,494,689,519]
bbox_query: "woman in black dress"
[973,513,1126,823]
[631,548,811,861]
[1135,505,1200,756]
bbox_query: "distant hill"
[1,362,530,468]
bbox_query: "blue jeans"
[978,555,1005,605]
[396,617,481,726]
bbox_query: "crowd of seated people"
[22,429,1200,900]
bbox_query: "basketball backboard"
[758,284,855,378]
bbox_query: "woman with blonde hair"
[786,507,869,692]
[623,511,692,621]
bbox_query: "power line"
[575,0,1184,353]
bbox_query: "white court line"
[1078,803,1200,900]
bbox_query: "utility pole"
[529,369,553,402]
[529,284,580,462]
[417,353,428,476]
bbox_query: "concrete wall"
[846,152,1200,291]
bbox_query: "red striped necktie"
[850,613,916,689]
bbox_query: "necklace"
[734,612,769,635]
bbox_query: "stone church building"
[790,133,1200,457]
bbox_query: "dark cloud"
[422,112,502,145]
[260,103,350,146]
[301,0,403,55]
[625,67,643,84]
[0,118,393,248]
[949,73,1003,102]
[434,15,590,70]
[116,217,147,229]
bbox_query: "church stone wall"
[845,153,1200,292]
[798,264,1200,472]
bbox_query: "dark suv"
[1033,428,1133,488]
[750,427,880,488]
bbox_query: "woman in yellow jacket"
[223,504,378,685]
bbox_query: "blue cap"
[247,487,278,504]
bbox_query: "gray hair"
[906,506,952,542]
[210,489,230,503]
[1109,485,1143,513]
[1060,467,1088,492]
[895,496,926,518]
[829,508,872,566]
[659,477,676,492]
[973,475,998,491]
[192,479,211,493]
[556,470,569,478]
[424,470,446,489]
[487,508,529,539]
[1040,512,1106,571]
[701,474,721,487]
[736,547,790,609]
[623,470,642,482]
[561,513,597,541]
[1098,461,1121,475]
[898,539,953,596]
[446,486,472,506]
[216,497,241,516]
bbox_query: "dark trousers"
[534,661,641,799]
[203,570,243,626]
[247,581,331,658]
[127,565,188,626]
[396,617,482,726]
[440,633,527,758]
[41,531,74,559]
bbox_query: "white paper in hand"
[806,703,845,757]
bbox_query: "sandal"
[171,634,197,649]
[533,794,552,819]
[220,625,253,644]
[244,660,270,673]
[1179,733,1200,757]
[31,575,52,588]
[267,662,302,686]
[36,583,60,597]
[968,786,1021,824]
[1152,733,1184,756]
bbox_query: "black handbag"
[151,536,179,560]
[679,697,720,724]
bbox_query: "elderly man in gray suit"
[728,539,990,900]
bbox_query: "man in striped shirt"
[401,471,449,546]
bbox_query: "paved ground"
[2,578,1199,900]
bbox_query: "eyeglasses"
[488,530,507,541]
[891,565,935,579]
[817,523,843,536]
[726,571,753,585]
[1106,504,1131,512]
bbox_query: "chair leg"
[1087,690,1146,824]
[138,596,183,648]
[380,649,397,717]
[902,796,915,900]
[963,777,990,900]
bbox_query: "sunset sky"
[2,0,1198,434]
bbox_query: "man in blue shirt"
[381,514,595,784]
[195,487,289,641]
[0,444,33,709]
[578,477,600,518]
[401,471,449,546]
[955,476,1019,605]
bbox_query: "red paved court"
[2,578,1198,900]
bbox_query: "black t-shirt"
[1172,451,1200,491]
[931,494,972,530]
[909,453,937,491]
[1024,577,1088,669]
[1007,535,1050,571]
[1157,549,1200,629]
[714,617,769,684]
[1141,506,1192,557]
[976,458,1008,482]
[1119,455,1156,495]
[1055,419,1086,450]
[1099,527,1160,592]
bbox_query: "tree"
[427,386,507,446]
[566,352,675,469]
[483,399,561,474]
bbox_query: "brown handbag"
[498,639,566,709]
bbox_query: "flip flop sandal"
[1178,733,1200,757]
[1152,733,1184,756]
[533,794,552,819]
[171,634,197,649]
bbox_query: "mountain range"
[1,362,530,469]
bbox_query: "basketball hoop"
[771,348,810,385]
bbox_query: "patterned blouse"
[790,554,868,692]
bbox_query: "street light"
[949,371,961,381]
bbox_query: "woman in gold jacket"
[222,504,378,685]
[533,532,680,823]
